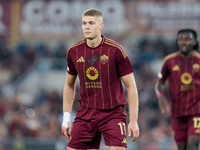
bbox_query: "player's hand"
[61,121,72,139]
[158,95,169,113]
[128,120,140,141]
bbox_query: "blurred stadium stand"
[0,0,200,149]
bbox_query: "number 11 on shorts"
[118,122,126,135]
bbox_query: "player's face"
[177,32,196,55]
[82,16,103,40]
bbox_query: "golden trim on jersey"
[67,39,85,54]
[107,48,113,108]
[101,36,105,44]
[193,51,200,58]
[99,46,105,109]
[104,38,127,58]
[162,52,179,66]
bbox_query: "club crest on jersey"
[193,63,200,72]
[100,54,108,65]
[86,67,99,80]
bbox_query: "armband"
[157,92,163,98]
[62,112,71,128]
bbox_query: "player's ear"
[100,22,104,30]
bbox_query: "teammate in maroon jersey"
[61,8,140,150]
[155,29,200,150]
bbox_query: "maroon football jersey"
[158,51,200,117]
[67,36,133,109]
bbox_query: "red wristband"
[157,92,163,98]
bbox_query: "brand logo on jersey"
[181,72,192,85]
[121,138,127,144]
[77,56,85,62]
[172,65,180,71]
[100,54,108,64]
[193,63,200,72]
[86,67,99,80]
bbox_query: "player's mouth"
[181,46,187,50]
[85,32,91,35]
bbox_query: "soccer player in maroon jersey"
[61,8,140,150]
[155,29,200,150]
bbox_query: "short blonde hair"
[83,8,103,23]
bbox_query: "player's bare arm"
[155,79,169,113]
[61,73,77,139]
[121,73,139,141]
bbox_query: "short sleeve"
[66,49,78,75]
[158,58,170,81]
[115,48,134,77]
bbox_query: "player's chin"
[85,36,94,40]
[84,33,90,37]
[180,50,189,55]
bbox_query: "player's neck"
[86,35,102,48]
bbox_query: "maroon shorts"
[67,106,127,149]
[171,114,200,143]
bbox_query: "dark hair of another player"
[177,28,199,51]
